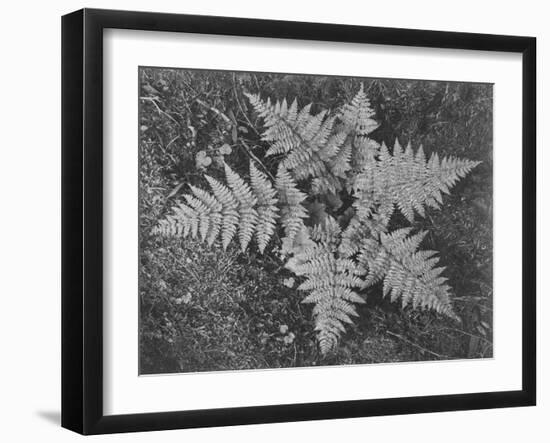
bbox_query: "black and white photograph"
[138,67,493,375]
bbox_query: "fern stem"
[239,139,276,181]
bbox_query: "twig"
[232,74,260,136]
[386,331,449,359]
[239,139,275,181]
[429,121,451,128]
[140,96,179,125]
[165,135,180,150]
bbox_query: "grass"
[138,68,493,374]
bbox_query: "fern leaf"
[246,93,345,185]
[357,228,458,320]
[275,167,308,252]
[339,83,379,137]
[155,160,279,252]
[223,163,259,251]
[291,217,365,355]
[355,140,481,223]
[329,141,352,178]
[339,214,387,259]
[249,162,279,253]
[338,83,380,173]
[205,175,240,249]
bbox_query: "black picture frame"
[61,8,536,435]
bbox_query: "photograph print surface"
[138,67,493,375]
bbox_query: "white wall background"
[0,0,546,441]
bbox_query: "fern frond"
[311,175,341,195]
[223,163,259,251]
[354,140,481,223]
[246,93,345,185]
[338,83,380,172]
[275,166,308,252]
[356,227,458,320]
[204,175,240,249]
[339,83,379,137]
[290,217,366,355]
[154,161,279,252]
[339,213,388,259]
[249,162,279,253]
[329,141,352,178]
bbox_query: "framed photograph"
[62,8,536,435]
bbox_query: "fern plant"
[153,85,480,355]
